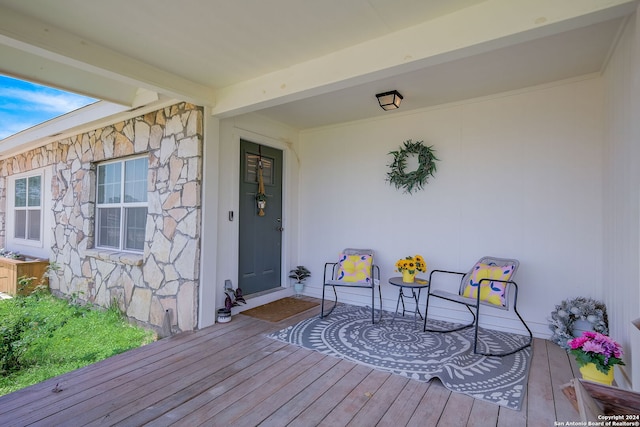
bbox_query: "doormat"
[268,304,532,410]
[241,297,319,322]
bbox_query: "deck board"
[221,357,350,426]
[114,339,289,426]
[0,298,582,426]
[346,373,409,426]
[497,404,528,427]
[163,349,322,425]
[88,337,291,426]
[526,338,558,427]
[1,316,258,421]
[271,362,371,427]
[318,369,391,426]
[32,321,277,426]
[467,400,500,427]
[407,381,450,426]
[547,339,581,421]
[377,378,430,426]
[201,352,334,423]
[437,390,475,426]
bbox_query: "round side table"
[388,276,429,329]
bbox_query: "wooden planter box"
[0,257,49,296]
[562,378,640,421]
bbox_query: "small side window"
[13,175,42,242]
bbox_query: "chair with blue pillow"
[423,256,532,356]
[321,248,382,324]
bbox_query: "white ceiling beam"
[0,6,215,107]
[210,0,638,117]
[0,0,636,118]
[0,43,140,105]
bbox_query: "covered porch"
[0,0,638,393]
[0,300,580,426]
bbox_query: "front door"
[238,140,283,295]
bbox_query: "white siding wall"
[602,10,640,390]
[296,77,604,338]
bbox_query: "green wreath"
[386,140,438,194]
[548,297,608,349]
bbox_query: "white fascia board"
[211,0,638,118]
[0,97,178,159]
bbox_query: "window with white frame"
[96,156,148,252]
[13,174,43,242]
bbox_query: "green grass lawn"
[0,291,156,396]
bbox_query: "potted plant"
[395,254,426,283]
[289,266,311,296]
[568,331,625,385]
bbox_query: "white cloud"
[0,120,34,139]
[0,86,95,114]
[0,78,96,139]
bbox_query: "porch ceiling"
[0,0,637,134]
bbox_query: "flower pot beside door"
[289,266,311,297]
[217,308,231,323]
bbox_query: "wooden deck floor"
[0,300,581,426]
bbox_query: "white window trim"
[95,155,148,253]
[7,170,45,249]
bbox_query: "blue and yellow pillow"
[462,262,515,306]
[336,253,373,283]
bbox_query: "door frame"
[199,119,297,329]
[238,139,284,296]
[231,129,292,305]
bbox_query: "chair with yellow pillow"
[423,256,532,356]
[321,248,382,324]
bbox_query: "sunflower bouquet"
[395,254,427,275]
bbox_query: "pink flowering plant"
[568,331,625,374]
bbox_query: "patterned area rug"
[268,304,531,410]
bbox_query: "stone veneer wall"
[0,102,203,334]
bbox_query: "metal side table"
[389,276,429,329]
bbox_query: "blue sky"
[0,75,96,140]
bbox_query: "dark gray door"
[238,140,283,295]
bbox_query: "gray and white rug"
[267,304,531,410]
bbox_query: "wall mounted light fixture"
[376,90,403,111]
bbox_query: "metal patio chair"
[321,248,382,324]
[423,256,532,356]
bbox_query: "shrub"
[0,293,154,395]
[0,314,28,374]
